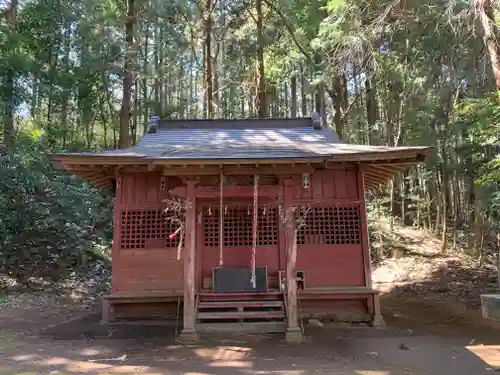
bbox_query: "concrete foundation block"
[285,327,304,343]
[372,314,386,328]
[481,294,500,320]
[177,329,199,343]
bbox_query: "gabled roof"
[49,117,432,190]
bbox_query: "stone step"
[197,321,286,333]
[197,310,285,320]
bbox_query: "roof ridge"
[147,117,316,131]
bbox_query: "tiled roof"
[57,117,430,161]
[49,117,432,191]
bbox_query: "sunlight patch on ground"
[250,371,305,375]
[194,345,252,360]
[36,357,157,373]
[11,354,39,361]
[466,345,500,367]
[208,360,252,368]
[79,348,101,356]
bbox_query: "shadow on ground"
[3,255,500,374]
[1,310,486,375]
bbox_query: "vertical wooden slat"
[357,167,372,289]
[346,168,359,199]
[112,175,122,292]
[334,168,347,198]
[146,172,158,203]
[322,170,335,199]
[179,179,199,342]
[311,172,322,200]
[196,208,203,291]
[278,181,286,271]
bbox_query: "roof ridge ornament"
[310,112,322,130]
[147,116,160,134]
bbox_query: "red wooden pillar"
[111,175,122,293]
[357,167,385,327]
[283,178,303,342]
[178,179,199,342]
[102,174,122,324]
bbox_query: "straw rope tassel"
[251,173,259,288]
[218,171,224,267]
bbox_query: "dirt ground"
[1,293,500,375]
[2,225,500,375]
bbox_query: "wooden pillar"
[283,178,303,342]
[357,167,385,328]
[178,179,199,342]
[111,176,122,293]
[102,174,122,324]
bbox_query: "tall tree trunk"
[3,0,18,147]
[203,0,213,118]
[154,18,161,115]
[300,69,307,116]
[143,20,149,134]
[256,0,267,118]
[333,75,344,139]
[132,79,138,144]
[213,54,220,117]
[119,0,136,149]
[290,76,297,118]
[477,0,500,92]
[60,21,71,148]
[366,76,378,145]
[31,76,38,120]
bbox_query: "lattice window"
[120,209,181,249]
[297,205,361,245]
[204,206,278,247]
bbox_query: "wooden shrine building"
[49,116,431,342]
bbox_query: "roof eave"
[47,147,432,191]
[48,147,432,167]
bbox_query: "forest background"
[0,0,499,284]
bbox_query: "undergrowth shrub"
[0,137,113,282]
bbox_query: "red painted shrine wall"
[287,168,365,288]
[111,167,370,319]
[113,172,184,294]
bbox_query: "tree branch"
[261,0,313,64]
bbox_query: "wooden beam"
[161,164,316,176]
[370,164,406,174]
[74,171,106,180]
[169,185,280,199]
[178,179,199,343]
[365,168,396,179]
[90,176,112,186]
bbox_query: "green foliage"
[0,137,113,281]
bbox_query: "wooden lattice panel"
[204,206,278,247]
[297,205,361,245]
[120,209,181,249]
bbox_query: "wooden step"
[199,292,283,302]
[198,300,283,309]
[197,310,285,320]
[199,291,282,298]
